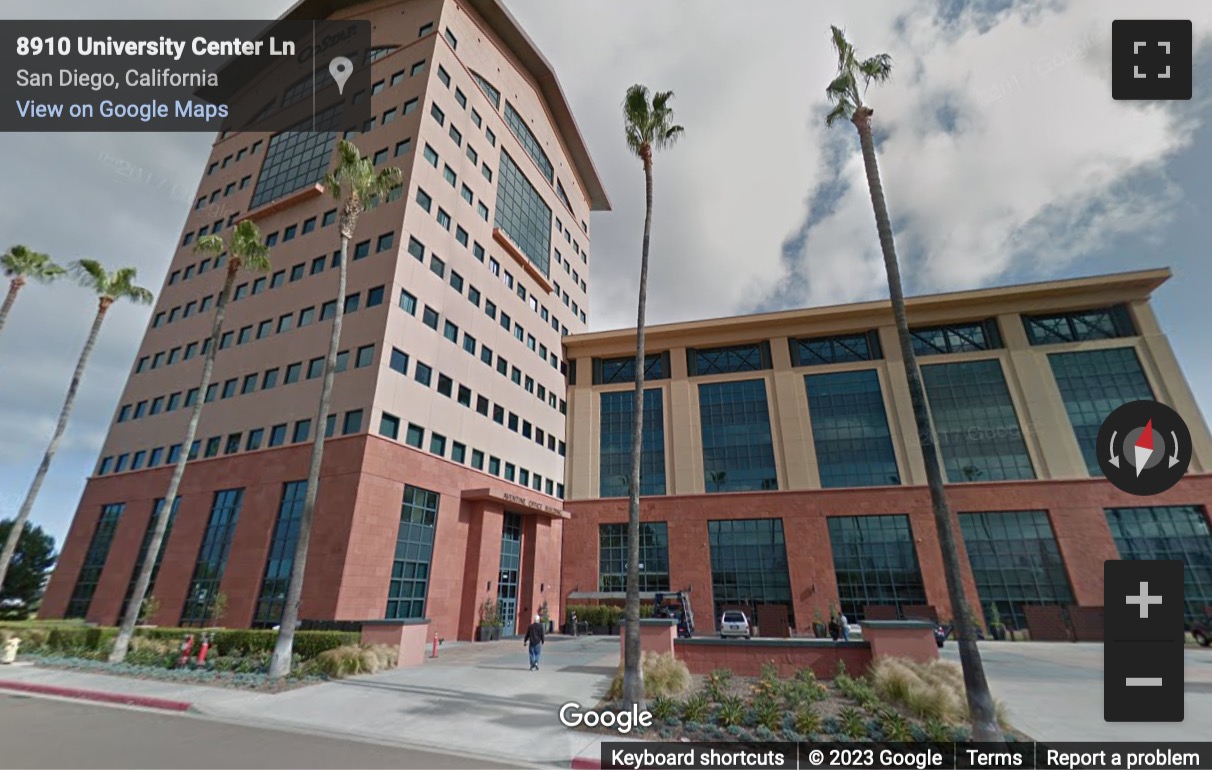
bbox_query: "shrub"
[47,627,104,651]
[606,652,691,700]
[124,636,176,667]
[794,705,821,735]
[752,698,783,732]
[923,717,951,743]
[681,693,711,723]
[706,668,732,702]
[649,696,679,720]
[714,696,745,727]
[312,644,398,678]
[838,706,867,738]
[871,658,1002,724]
[881,710,913,741]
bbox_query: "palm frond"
[108,267,154,304]
[859,53,893,88]
[825,26,892,127]
[825,101,852,127]
[830,26,857,73]
[70,259,107,292]
[325,139,404,222]
[230,220,273,274]
[2,245,65,281]
[194,234,225,257]
[624,84,685,157]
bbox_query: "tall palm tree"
[0,245,66,338]
[824,25,1001,741]
[269,140,401,678]
[110,220,270,662]
[0,261,153,595]
[619,85,684,711]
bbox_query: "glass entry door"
[497,513,522,634]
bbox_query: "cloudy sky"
[3,0,1211,550]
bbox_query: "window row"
[139,281,387,373]
[203,138,263,177]
[376,409,564,499]
[117,342,377,433]
[98,403,369,478]
[383,341,566,460]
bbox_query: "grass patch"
[311,644,399,678]
[870,658,1011,729]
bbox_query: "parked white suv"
[719,610,751,639]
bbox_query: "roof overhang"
[564,267,1173,353]
[462,487,569,519]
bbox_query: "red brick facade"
[560,475,1212,634]
[40,435,565,641]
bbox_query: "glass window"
[356,344,374,368]
[423,307,439,330]
[699,379,777,492]
[284,362,302,383]
[471,71,501,108]
[1023,305,1135,345]
[691,342,770,376]
[343,410,363,434]
[250,105,341,209]
[599,389,666,498]
[380,412,400,440]
[494,151,552,275]
[407,237,425,261]
[806,370,900,487]
[118,498,180,621]
[180,489,243,626]
[911,320,1001,356]
[64,503,125,618]
[827,514,927,622]
[429,433,446,456]
[252,481,307,627]
[293,419,311,442]
[385,486,440,620]
[708,518,793,625]
[593,353,669,384]
[399,289,417,314]
[1106,506,1212,622]
[269,424,287,447]
[921,359,1035,482]
[406,423,425,448]
[596,522,671,593]
[791,332,882,366]
[960,510,1074,630]
[1049,348,1154,475]
[503,102,553,182]
[423,144,438,167]
[415,362,433,386]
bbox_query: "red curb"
[571,758,603,769]
[0,679,193,712]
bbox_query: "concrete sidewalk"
[0,636,631,768]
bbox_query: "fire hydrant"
[1,637,20,664]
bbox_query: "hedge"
[564,603,656,626]
[0,622,357,661]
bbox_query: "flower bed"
[26,654,324,693]
[593,655,1022,744]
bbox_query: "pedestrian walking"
[839,611,850,641]
[524,614,545,670]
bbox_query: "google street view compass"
[1097,400,1191,495]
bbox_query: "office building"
[560,269,1212,633]
[41,0,608,641]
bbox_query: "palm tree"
[268,140,401,678]
[0,245,66,338]
[824,25,1001,741]
[0,261,153,595]
[619,85,684,711]
[110,220,270,662]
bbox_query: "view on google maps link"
[0,2,1210,769]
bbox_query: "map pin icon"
[329,56,353,94]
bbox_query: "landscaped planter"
[812,623,828,638]
[477,626,502,642]
[589,625,611,636]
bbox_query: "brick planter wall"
[674,638,872,678]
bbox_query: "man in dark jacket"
[524,614,545,670]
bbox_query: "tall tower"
[41,0,609,641]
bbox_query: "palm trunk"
[0,277,23,340]
[269,214,353,678]
[852,106,1001,742]
[110,265,239,662]
[0,298,110,595]
[622,150,655,711]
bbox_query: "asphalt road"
[0,693,530,769]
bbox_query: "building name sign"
[502,492,561,517]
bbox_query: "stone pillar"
[360,619,432,668]
[618,618,677,660]
[861,620,940,664]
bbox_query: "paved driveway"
[942,641,1212,741]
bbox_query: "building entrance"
[497,512,523,635]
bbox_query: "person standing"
[839,611,851,641]
[524,614,545,670]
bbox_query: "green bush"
[47,627,104,651]
[714,696,745,727]
[311,644,398,678]
[606,652,692,700]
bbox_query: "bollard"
[432,632,439,659]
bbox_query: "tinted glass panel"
[180,489,243,626]
[708,519,793,626]
[960,510,1074,630]
[65,503,125,618]
[385,486,439,620]
[692,343,769,375]
[1024,305,1135,345]
[599,389,665,497]
[699,379,777,492]
[119,498,180,621]
[806,370,900,487]
[828,514,927,621]
[791,332,881,366]
[252,481,307,628]
[494,151,552,275]
[598,523,670,592]
[1049,348,1154,475]
[911,320,1001,356]
[921,359,1035,482]
[249,105,340,209]
[1107,506,1212,622]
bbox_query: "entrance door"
[497,513,522,634]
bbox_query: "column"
[770,336,816,489]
